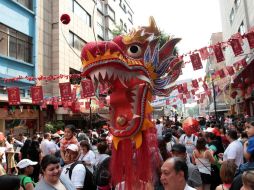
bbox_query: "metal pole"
[211,79,218,121]
[89,98,92,129]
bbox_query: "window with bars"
[238,21,245,35]
[0,23,32,63]
[229,8,235,25]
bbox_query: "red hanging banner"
[81,79,95,98]
[166,99,170,105]
[59,82,72,101]
[218,69,226,79]
[226,66,235,76]
[30,86,43,104]
[191,89,196,95]
[212,44,225,63]
[7,87,21,105]
[192,79,199,88]
[231,32,243,45]
[246,31,254,49]
[229,38,243,56]
[182,98,187,104]
[190,53,203,70]
[177,84,183,93]
[199,47,210,60]
[182,82,188,94]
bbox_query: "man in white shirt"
[156,119,164,140]
[40,133,52,157]
[61,144,86,190]
[161,157,195,190]
[179,133,197,159]
[220,129,243,167]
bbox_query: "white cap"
[66,144,79,152]
[17,159,38,169]
[52,133,61,138]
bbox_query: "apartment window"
[229,8,235,24]
[107,5,115,21]
[69,31,86,52]
[119,0,127,13]
[107,30,114,40]
[238,21,245,35]
[13,0,33,11]
[97,23,104,38]
[120,19,123,29]
[97,0,104,13]
[123,24,127,33]
[128,11,133,24]
[97,11,104,26]
[70,0,91,27]
[234,0,241,10]
[0,23,32,63]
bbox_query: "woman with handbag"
[192,137,215,190]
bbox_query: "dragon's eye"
[127,45,142,58]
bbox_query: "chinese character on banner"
[191,89,196,95]
[245,31,254,49]
[182,83,188,93]
[30,86,43,104]
[199,47,210,60]
[212,44,225,63]
[85,101,90,110]
[239,59,247,68]
[7,87,20,105]
[166,99,170,105]
[190,53,203,70]
[81,79,95,98]
[226,66,235,76]
[218,69,226,79]
[192,79,199,88]
[229,38,243,56]
[59,82,72,101]
[177,84,183,93]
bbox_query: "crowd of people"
[0,115,253,190]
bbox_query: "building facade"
[0,0,135,133]
[218,0,254,116]
[0,0,39,135]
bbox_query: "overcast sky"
[130,0,222,80]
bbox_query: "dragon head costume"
[81,17,183,188]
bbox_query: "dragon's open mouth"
[85,63,150,138]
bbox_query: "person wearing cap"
[51,133,61,158]
[17,159,37,190]
[61,144,86,190]
[171,144,202,190]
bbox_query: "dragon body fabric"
[81,17,183,189]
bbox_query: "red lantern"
[60,14,71,25]
[230,91,238,98]
[245,78,251,84]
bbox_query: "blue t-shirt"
[247,136,254,155]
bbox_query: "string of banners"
[1,30,254,110]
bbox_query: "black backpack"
[69,161,97,190]
[93,157,111,187]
